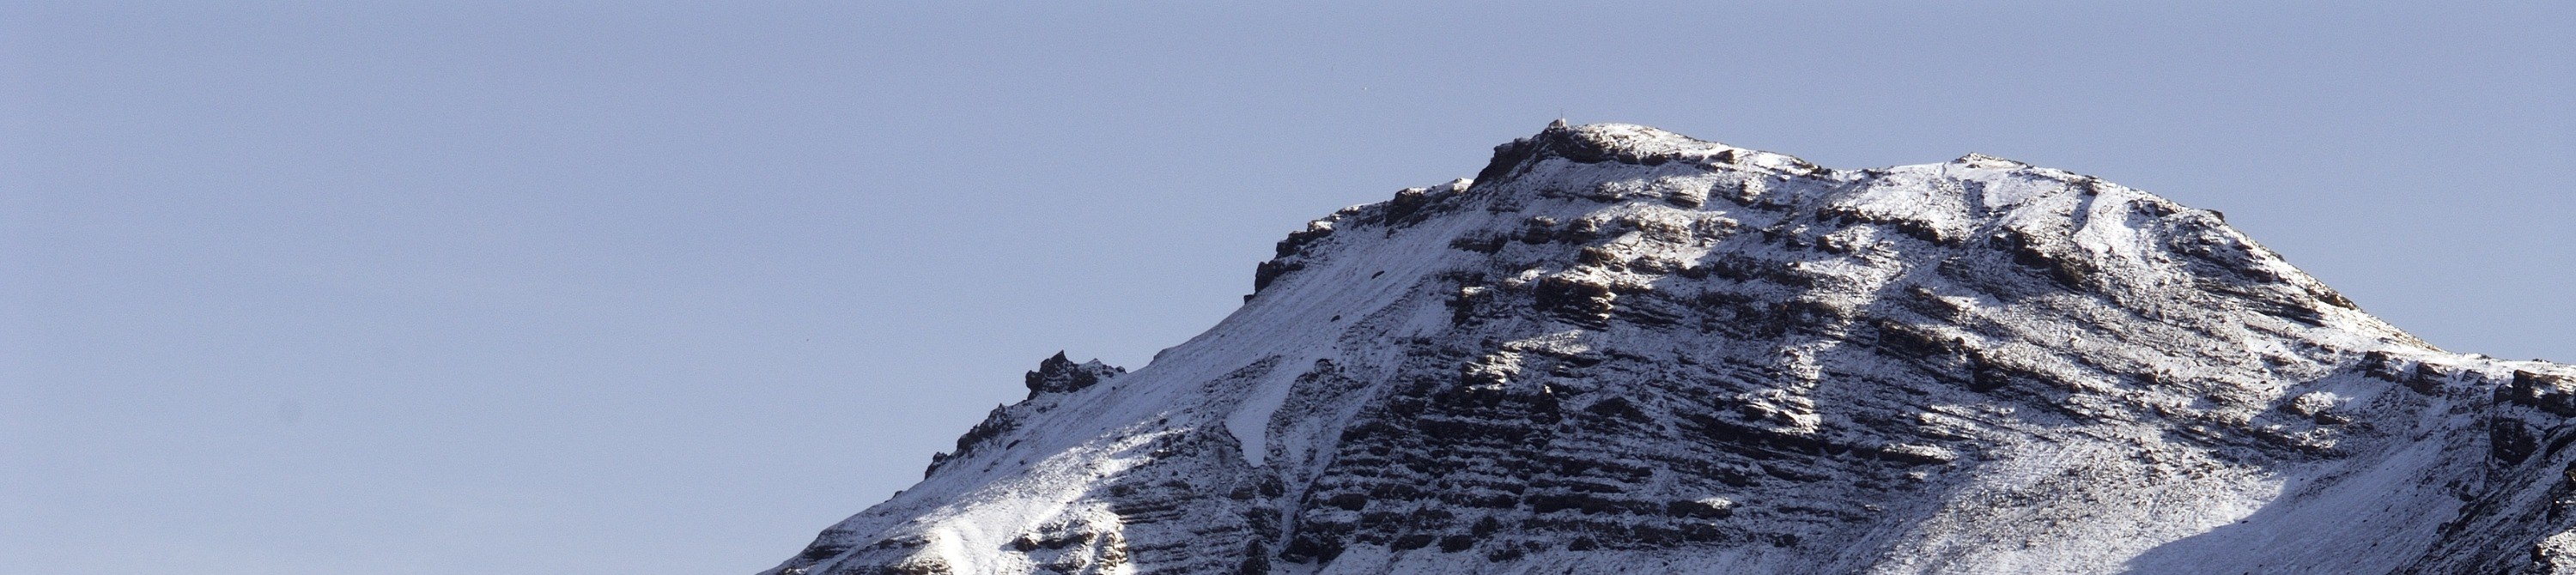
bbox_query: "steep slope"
[765,122,2576,575]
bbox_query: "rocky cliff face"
[765,122,2576,575]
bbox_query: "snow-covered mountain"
[765,122,2576,574]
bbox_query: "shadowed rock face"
[766,123,2576,575]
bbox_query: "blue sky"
[3,2,2569,573]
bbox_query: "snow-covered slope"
[765,122,2576,575]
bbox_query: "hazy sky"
[4,2,2569,573]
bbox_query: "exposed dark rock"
[1024,352,1125,397]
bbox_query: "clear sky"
[3,2,2569,573]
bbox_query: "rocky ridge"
[766,122,2576,574]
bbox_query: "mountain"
[763,122,2576,574]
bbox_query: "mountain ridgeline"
[768,122,2576,574]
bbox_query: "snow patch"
[1225,355,1318,466]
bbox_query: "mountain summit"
[767,123,2576,574]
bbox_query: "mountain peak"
[1950,153,2029,169]
[769,123,2576,575]
[1475,122,1820,186]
